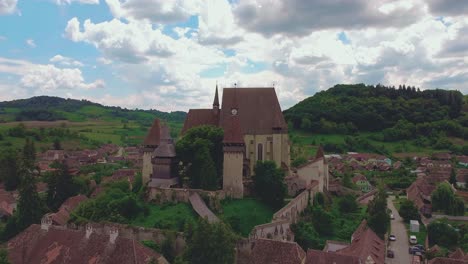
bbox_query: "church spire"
[213,83,219,109]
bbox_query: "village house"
[407,177,436,216]
[456,169,468,188]
[7,222,168,264]
[0,189,17,220]
[458,156,468,167]
[428,247,468,264]
[45,194,88,226]
[250,238,306,264]
[352,174,371,193]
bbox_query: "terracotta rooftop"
[428,258,468,264]
[47,195,88,226]
[8,224,166,264]
[339,221,385,264]
[181,109,219,134]
[251,238,306,264]
[223,113,244,144]
[143,118,161,146]
[306,249,361,264]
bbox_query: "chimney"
[41,216,52,231]
[85,224,93,239]
[109,227,119,244]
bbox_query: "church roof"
[213,84,219,107]
[143,119,161,146]
[181,109,219,134]
[153,124,176,158]
[220,88,287,134]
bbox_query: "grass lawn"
[219,198,274,237]
[131,203,198,232]
[406,222,427,245]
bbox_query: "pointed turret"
[315,145,325,160]
[213,84,220,110]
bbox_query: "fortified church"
[142,85,328,198]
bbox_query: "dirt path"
[189,193,219,223]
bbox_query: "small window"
[258,143,263,161]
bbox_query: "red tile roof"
[306,249,361,264]
[143,118,161,146]
[428,258,467,264]
[8,224,166,264]
[48,195,87,226]
[251,238,305,264]
[223,113,244,144]
[338,222,385,264]
[181,109,219,134]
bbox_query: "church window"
[258,143,263,161]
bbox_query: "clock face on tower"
[231,108,238,115]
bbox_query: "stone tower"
[150,124,178,187]
[142,119,161,184]
[222,99,244,198]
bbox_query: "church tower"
[222,102,244,198]
[213,84,220,115]
[142,119,161,184]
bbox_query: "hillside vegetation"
[0,96,186,152]
[285,84,467,158]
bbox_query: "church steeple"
[213,83,220,110]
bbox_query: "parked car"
[389,235,396,241]
[409,246,425,255]
[390,213,395,220]
[410,235,417,244]
[414,244,425,250]
[387,249,394,258]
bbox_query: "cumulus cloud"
[233,0,425,37]
[26,39,36,48]
[0,0,17,15]
[50,54,84,67]
[426,0,468,16]
[54,0,99,5]
[104,0,201,23]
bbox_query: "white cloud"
[26,39,36,48]
[104,0,202,23]
[0,0,17,15]
[50,54,84,67]
[0,57,104,92]
[54,0,99,5]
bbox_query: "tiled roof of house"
[305,249,361,264]
[428,258,468,264]
[7,224,166,264]
[449,248,466,260]
[143,118,161,146]
[48,195,88,226]
[251,238,306,264]
[352,174,367,183]
[339,222,385,264]
[456,169,468,183]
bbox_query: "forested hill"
[0,96,186,124]
[284,84,467,143]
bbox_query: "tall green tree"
[367,188,389,238]
[195,145,218,190]
[22,138,36,168]
[253,161,287,209]
[0,150,20,191]
[428,221,459,248]
[398,199,421,223]
[449,168,457,186]
[16,162,43,230]
[432,182,465,215]
[183,219,236,264]
[46,161,79,211]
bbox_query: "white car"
[390,213,395,220]
[409,235,417,244]
[389,235,396,241]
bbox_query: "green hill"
[0,96,186,152]
[284,84,468,160]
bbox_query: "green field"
[131,203,198,231]
[218,198,274,237]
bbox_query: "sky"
[0,0,467,112]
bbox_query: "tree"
[176,126,224,189]
[291,221,323,250]
[253,161,287,209]
[432,182,465,215]
[450,168,457,186]
[367,188,389,238]
[195,144,218,190]
[22,138,36,168]
[398,200,421,223]
[311,206,334,236]
[0,249,9,264]
[428,221,459,248]
[183,219,236,264]
[46,161,79,211]
[53,138,62,150]
[16,162,43,230]
[338,194,358,213]
[342,173,353,189]
[0,150,20,191]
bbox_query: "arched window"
[258,143,263,161]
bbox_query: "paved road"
[387,196,412,264]
[189,193,219,223]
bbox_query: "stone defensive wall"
[147,187,225,206]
